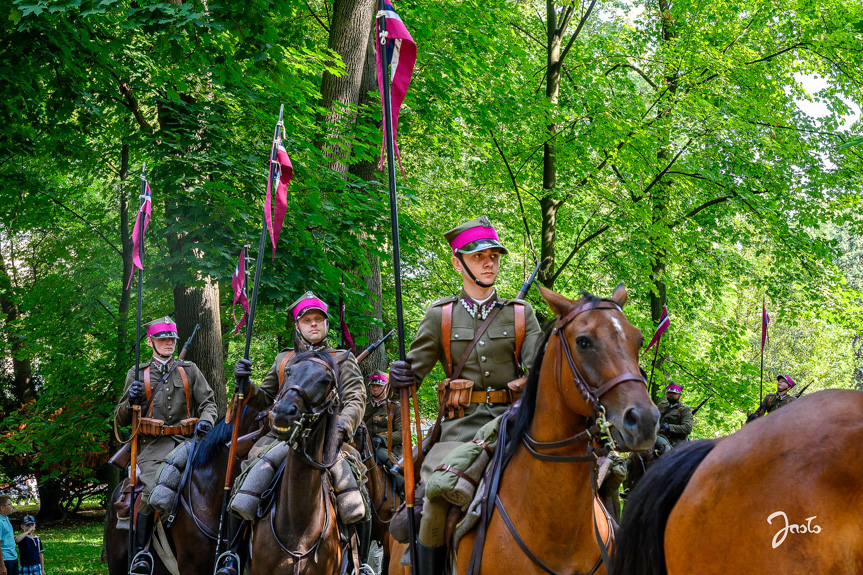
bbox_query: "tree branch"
[491,131,538,260]
[42,194,122,256]
[744,43,804,65]
[559,0,597,66]
[512,23,544,49]
[639,137,694,199]
[304,1,329,33]
[116,82,154,134]
[606,63,658,88]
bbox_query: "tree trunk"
[0,249,35,405]
[36,477,65,522]
[348,24,388,377]
[539,2,563,288]
[317,0,376,172]
[173,277,226,415]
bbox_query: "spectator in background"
[16,516,43,575]
[0,495,19,575]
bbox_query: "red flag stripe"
[125,183,152,290]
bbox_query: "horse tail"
[610,439,716,575]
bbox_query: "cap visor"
[456,239,509,255]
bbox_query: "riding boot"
[355,518,373,565]
[416,541,447,575]
[215,514,244,575]
[129,512,154,575]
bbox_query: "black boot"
[354,518,374,572]
[129,513,154,575]
[417,541,447,575]
[215,514,244,575]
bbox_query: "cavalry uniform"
[657,382,692,447]
[115,317,216,575]
[410,289,543,478]
[754,374,798,418]
[363,373,403,463]
[115,320,217,509]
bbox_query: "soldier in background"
[754,374,797,417]
[657,382,693,447]
[116,317,217,575]
[362,372,404,494]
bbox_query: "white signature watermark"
[767,511,821,548]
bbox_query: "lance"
[128,163,147,573]
[376,2,419,570]
[356,329,396,363]
[759,297,766,404]
[647,338,662,399]
[214,106,285,567]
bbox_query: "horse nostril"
[286,404,299,418]
[623,407,639,430]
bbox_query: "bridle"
[271,356,340,467]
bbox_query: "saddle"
[114,477,145,520]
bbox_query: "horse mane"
[610,439,716,575]
[505,327,553,461]
[192,406,253,469]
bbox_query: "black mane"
[505,328,553,461]
[192,406,253,469]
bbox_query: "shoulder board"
[657,401,668,408]
[137,361,152,369]
[431,295,459,307]
[179,360,192,367]
[279,347,295,354]
[500,298,527,306]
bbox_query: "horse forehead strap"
[301,356,338,383]
[556,300,622,329]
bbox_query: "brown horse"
[390,284,657,574]
[249,351,343,575]
[355,425,403,573]
[611,388,863,575]
[104,406,263,575]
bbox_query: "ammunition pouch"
[438,378,475,419]
[507,377,528,404]
[139,417,199,436]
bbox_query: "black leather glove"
[337,420,351,443]
[233,358,252,393]
[659,423,670,434]
[129,380,145,403]
[389,359,416,390]
[195,420,213,435]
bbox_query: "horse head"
[539,282,658,451]
[270,351,339,441]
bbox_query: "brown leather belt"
[141,425,189,436]
[469,389,511,405]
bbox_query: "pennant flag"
[125,183,152,290]
[761,303,770,352]
[232,247,250,334]
[375,0,416,170]
[264,137,294,260]
[645,305,670,352]
[339,297,357,355]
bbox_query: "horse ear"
[538,285,574,317]
[611,282,628,308]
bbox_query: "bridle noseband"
[272,356,340,455]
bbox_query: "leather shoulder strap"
[514,303,525,366]
[452,304,504,380]
[441,302,453,378]
[277,351,296,393]
[144,367,152,417]
[178,366,191,418]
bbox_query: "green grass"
[37,521,108,575]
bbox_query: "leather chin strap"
[457,252,494,288]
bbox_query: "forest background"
[1,0,862,521]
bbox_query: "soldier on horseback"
[221,292,367,575]
[657,382,693,447]
[363,372,404,494]
[754,374,797,417]
[388,217,544,574]
[116,317,217,575]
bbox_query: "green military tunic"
[243,341,366,466]
[363,396,403,462]
[408,290,543,480]
[657,400,693,447]
[756,392,796,416]
[116,358,217,503]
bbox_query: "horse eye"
[576,337,592,350]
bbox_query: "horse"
[355,424,403,573]
[248,350,343,575]
[104,406,263,575]
[611,388,863,575]
[391,283,658,574]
